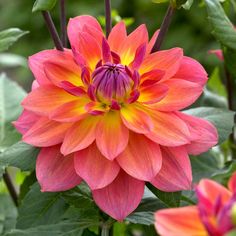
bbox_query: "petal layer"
[74,143,120,190]
[93,171,145,221]
[36,145,81,192]
[151,146,192,192]
[117,133,162,181]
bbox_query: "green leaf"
[152,0,169,3]
[182,0,194,10]
[0,194,18,235]
[0,142,38,177]
[32,0,57,12]
[146,183,181,208]
[0,53,27,68]
[184,107,235,144]
[0,73,26,152]
[0,29,28,52]
[204,0,236,50]
[16,183,68,229]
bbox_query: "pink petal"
[68,15,103,51]
[74,143,120,190]
[208,49,224,61]
[13,110,40,135]
[29,49,76,85]
[61,116,99,155]
[140,48,183,81]
[36,145,81,192]
[93,170,145,221]
[174,56,208,86]
[23,117,72,147]
[228,172,236,192]
[176,112,218,155]
[146,111,191,146]
[120,103,153,134]
[153,79,203,111]
[151,146,192,192]
[146,29,159,54]
[22,85,77,116]
[117,133,162,181]
[96,111,129,160]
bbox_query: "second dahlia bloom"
[155,173,236,236]
[14,15,218,220]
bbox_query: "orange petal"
[96,111,129,160]
[146,111,190,146]
[61,116,99,155]
[74,143,120,190]
[120,103,153,134]
[138,84,168,104]
[117,133,162,181]
[155,206,207,236]
[119,24,148,65]
[140,48,183,81]
[22,85,77,116]
[23,117,72,147]
[146,29,159,54]
[44,62,83,87]
[151,146,192,192]
[49,98,89,122]
[228,172,236,193]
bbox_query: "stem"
[104,0,112,38]
[225,65,233,110]
[101,225,110,236]
[151,4,175,53]
[60,0,67,47]
[3,171,18,207]
[42,11,64,51]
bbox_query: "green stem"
[101,225,110,236]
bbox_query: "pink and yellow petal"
[151,146,192,192]
[61,115,99,155]
[120,103,153,134]
[155,206,208,236]
[93,170,145,221]
[96,111,129,160]
[36,145,81,192]
[117,133,162,181]
[74,143,120,190]
[23,117,72,147]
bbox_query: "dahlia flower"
[14,15,218,220]
[155,172,236,236]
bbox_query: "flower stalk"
[151,4,175,53]
[104,0,112,38]
[42,11,64,51]
[60,0,67,47]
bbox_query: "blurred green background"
[0,0,235,91]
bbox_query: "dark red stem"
[104,0,112,38]
[60,0,67,47]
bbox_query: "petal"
[96,111,129,160]
[68,15,103,51]
[146,29,159,55]
[197,179,231,205]
[120,103,153,134]
[119,25,148,65]
[23,117,72,147]
[29,49,77,85]
[140,69,165,87]
[151,146,192,192]
[228,172,236,192]
[44,62,83,87]
[117,133,162,181]
[61,116,99,155]
[208,49,224,61]
[108,21,127,53]
[140,48,183,81]
[36,145,81,192]
[155,206,207,236]
[49,98,89,122]
[92,170,145,221]
[146,111,191,146]
[138,84,169,104]
[22,85,77,116]
[74,143,120,190]
[176,112,218,155]
[153,79,203,111]
[13,110,40,135]
[174,56,208,86]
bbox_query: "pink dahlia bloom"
[155,173,236,236]
[14,15,218,221]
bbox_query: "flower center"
[92,62,133,102]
